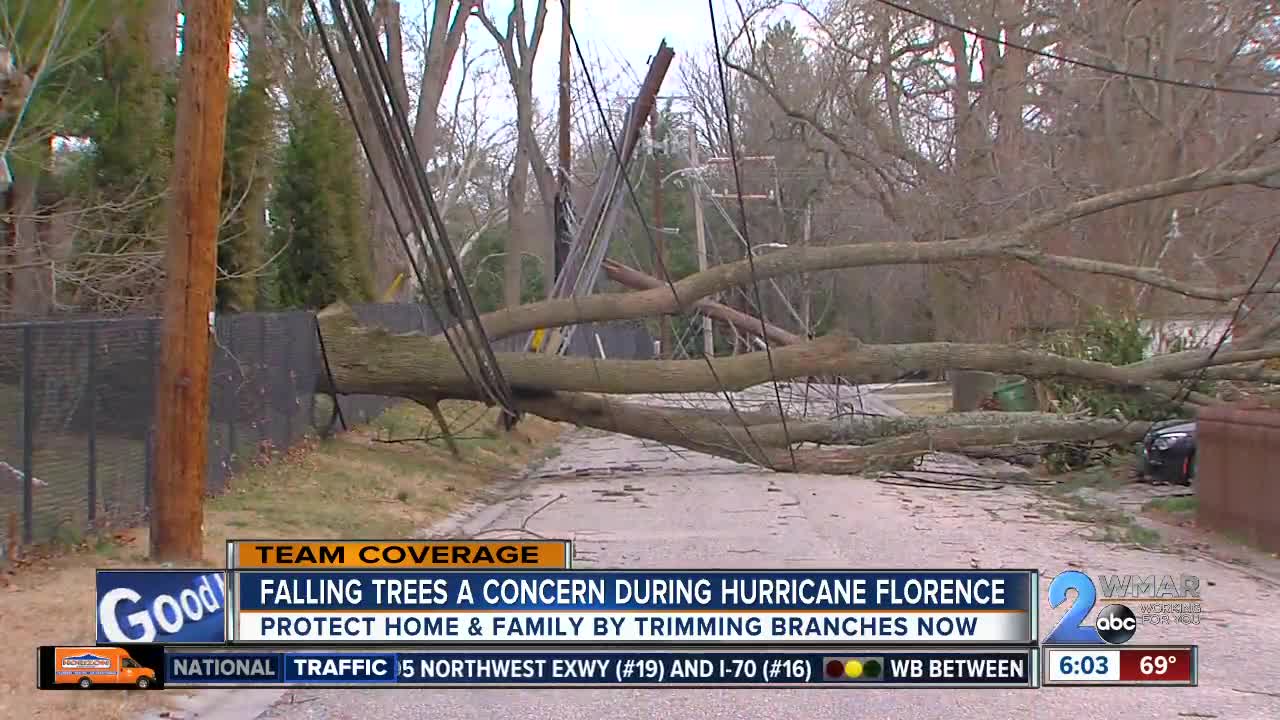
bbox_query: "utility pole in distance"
[650,107,672,359]
[688,123,713,357]
[553,0,572,285]
[150,0,234,562]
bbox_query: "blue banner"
[96,570,227,644]
[234,570,1033,613]
[163,648,1036,688]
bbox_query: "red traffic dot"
[825,660,844,678]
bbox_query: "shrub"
[1039,311,1212,422]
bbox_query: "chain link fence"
[0,304,653,560]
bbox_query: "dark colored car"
[1138,419,1196,485]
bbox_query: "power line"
[1166,233,1280,410]
[871,0,1280,98]
[707,0,798,472]
[569,26,782,469]
[307,0,518,421]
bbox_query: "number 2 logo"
[1045,571,1103,644]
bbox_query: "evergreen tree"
[217,0,273,313]
[61,0,176,310]
[217,79,271,312]
[268,81,372,308]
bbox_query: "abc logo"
[1095,604,1137,644]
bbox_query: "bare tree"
[717,0,1280,346]
[475,0,556,308]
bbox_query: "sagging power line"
[306,0,519,423]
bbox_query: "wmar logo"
[1044,571,1137,645]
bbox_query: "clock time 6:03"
[1046,649,1121,682]
[1060,654,1110,675]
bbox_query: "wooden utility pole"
[688,123,712,357]
[650,108,672,358]
[553,0,572,283]
[150,0,234,562]
[557,0,571,191]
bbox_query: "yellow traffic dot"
[844,660,863,678]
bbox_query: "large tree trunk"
[315,314,1170,474]
[9,155,48,315]
[317,306,1256,401]
[314,296,1273,473]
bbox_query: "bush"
[1039,311,1212,422]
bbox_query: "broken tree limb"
[463,149,1280,344]
[514,391,1150,473]
[1007,249,1280,303]
[419,397,461,459]
[602,258,804,345]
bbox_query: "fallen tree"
[316,134,1280,474]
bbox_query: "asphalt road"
[171,424,1279,720]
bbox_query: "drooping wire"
[1060,231,1280,457]
[309,0,517,420]
[870,0,1280,98]
[1166,234,1280,410]
[568,27,782,470]
[309,0,498,407]
[705,0,798,471]
[340,0,517,419]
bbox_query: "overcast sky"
[409,0,810,123]
[422,0,721,113]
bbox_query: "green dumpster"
[993,378,1036,411]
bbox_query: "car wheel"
[78,677,91,689]
[1135,453,1151,478]
[1153,461,1180,485]
[136,676,151,689]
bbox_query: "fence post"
[258,313,267,447]
[87,322,97,526]
[21,325,34,545]
[282,318,293,445]
[227,319,237,472]
[144,319,156,513]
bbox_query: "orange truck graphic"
[54,647,156,689]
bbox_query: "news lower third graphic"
[1044,571,1201,645]
[96,569,227,644]
[230,569,1036,644]
[38,645,165,690]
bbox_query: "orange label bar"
[228,540,570,569]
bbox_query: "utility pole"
[688,123,712,357]
[150,0,234,562]
[650,107,672,358]
[553,0,572,284]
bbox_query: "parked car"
[1138,419,1197,485]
